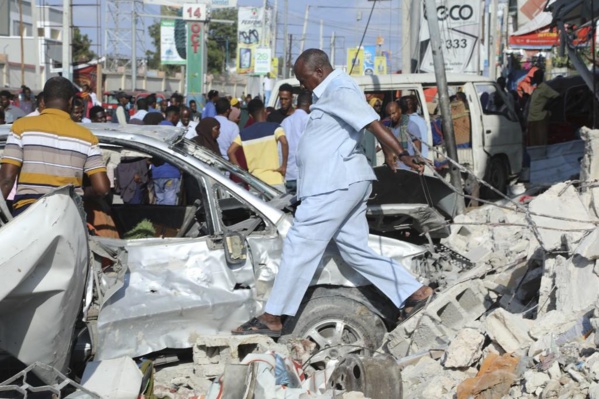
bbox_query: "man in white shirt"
[263,73,274,106]
[214,98,240,160]
[130,97,149,124]
[280,89,311,193]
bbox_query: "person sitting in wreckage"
[232,49,435,337]
[0,76,110,216]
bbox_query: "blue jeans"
[153,178,181,205]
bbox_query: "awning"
[509,29,559,49]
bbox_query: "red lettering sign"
[191,23,201,54]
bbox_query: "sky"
[71,0,405,71]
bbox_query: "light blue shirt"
[202,101,216,118]
[280,108,309,181]
[215,115,240,160]
[296,69,378,200]
[407,113,429,160]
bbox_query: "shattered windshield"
[176,138,286,203]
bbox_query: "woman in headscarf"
[193,117,221,155]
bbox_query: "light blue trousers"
[264,180,423,316]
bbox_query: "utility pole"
[19,0,25,85]
[330,31,336,66]
[62,0,71,80]
[131,10,137,91]
[272,0,278,62]
[31,0,41,89]
[489,0,498,80]
[287,34,293,76]
[283,0,288,78]
[300,5,309,53]
[423,0,465,214]
[319,20,323,50]
[401,0,411,73]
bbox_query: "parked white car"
[269,73,524,198]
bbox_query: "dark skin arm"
[275,135,289,177]
[227,142,242,166]
[365,120,424,173]
[84,171,111,197]
[0,163,19,200]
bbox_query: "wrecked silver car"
[0,124,461,377]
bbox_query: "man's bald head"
[386,101,402,125]
[294,49,334,92]
[295,49,333,73]
[385,101,399,114]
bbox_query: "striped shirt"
[2,108,106,210]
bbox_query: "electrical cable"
[349,0,377,75]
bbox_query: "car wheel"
[286,296,387,370]
[481,156,508,199]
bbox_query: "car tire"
[284,296,387,370]
[481,156,508,200]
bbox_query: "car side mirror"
[223,231,248,266]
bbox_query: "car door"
[472,82,523,176]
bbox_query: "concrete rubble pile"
[86,129,599,399]
[377,127,599,398]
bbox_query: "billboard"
[418,0,481,74]
[347,48,364,76]
[254,48,271,74]
[517,0,549,29]
[161,20,186,65]
[143,0,237,8]
[347,47,388,75]
[236,7,271,74]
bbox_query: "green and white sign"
[161,20,186,65]
[254,48,271,75]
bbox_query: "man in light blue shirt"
[233,49,433,337]
[202,90,218,118]
[280,89,311,193]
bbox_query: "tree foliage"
[72,27,97,63]
[145,7,238,75]
[207,8,238,74]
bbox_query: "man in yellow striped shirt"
[0,77,110,215]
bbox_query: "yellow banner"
[375,56,387,75]
[347,48,363,76]
[236,44,254,75]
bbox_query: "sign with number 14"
[183,3,210,21]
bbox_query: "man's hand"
[275,165,287,177]
[401,155,425,174]
[384,151,398,172]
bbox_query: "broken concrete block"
[548,362,561,381]
[538,257,559,317]
[541,379,561,399]
[575,227,599,261]
[589,382,599,399]
[524,370,550,393]
[554,256,599,313]
[442,328,485,368]
[530,311,568,340]
[383,279,491,358]
[456,353,520,399]
[192,335,284,378]
[529,183,596,252]
[80,356,142,399]
[485,308,534,354]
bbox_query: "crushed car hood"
[0,187,89,383]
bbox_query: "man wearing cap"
[202,90,219,118]
[112,92,131,125]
